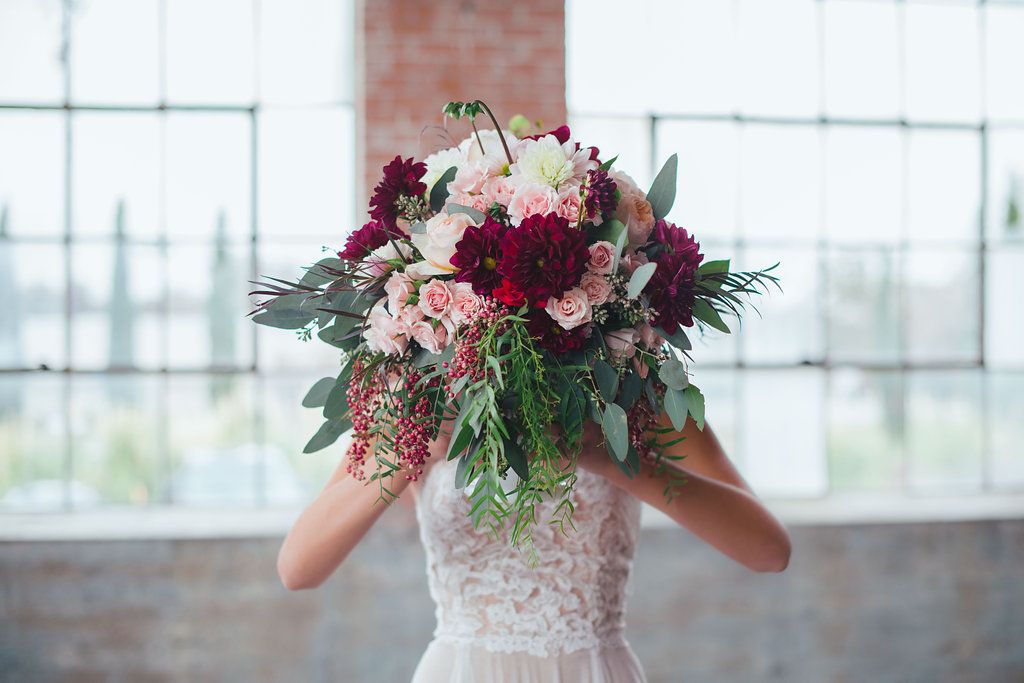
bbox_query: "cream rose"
[411,211,476,273]
[544,287,592,330]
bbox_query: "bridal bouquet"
[251,100,777,557]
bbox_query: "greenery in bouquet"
[250,100,779,561]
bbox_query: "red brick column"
[356,0,567,202]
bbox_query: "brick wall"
[356,0,567,200]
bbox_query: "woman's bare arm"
[580,417,791,574]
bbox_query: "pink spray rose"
[544,287,592,330]
[507,182,559,225]
[417,278,454,319]
[384,271,415,312]
[481,175,517,208]
[410,320,450,355]
[363,303,409,356]
[449,281,483,326]
[587,240,616,275]
[579,271,615,305]
[555,186,582,225]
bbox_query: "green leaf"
[601,402,629,461]
[447,203,486,223]
[612,222,628,274]
[322,379,350,419]
[598,155,618,171]
[299,258,342,289]
[593,360,619,404]
[692,299,730,333]
[303,419,349,453]
[617,370,643,411]
[685,385,706,430]
[504,437,529,481]
[429,166,459,211]
[446,394,482,461]
[664,387,688,431]
[659,358,689,391]
[559,381,587,438]
[626,261,657,298]
[698,259,730,275]
[454,435,483,489]
[588,218,625,245]
[647,153,678,221]
[252,293,317,329]
[654,325,692,351]
[301,377,335,408]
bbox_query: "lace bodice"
[414,457,642,658]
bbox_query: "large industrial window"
[569,0,1024,501]
[0,0,355,511]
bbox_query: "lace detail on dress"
[415,458,642,658]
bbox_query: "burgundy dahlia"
[337,220,404,261]
[527,309,590,354]
[497,212,590,305]
[583,169,618,221]
[368,155,427,231]
[450,217,508,295]
[646,220,704,334]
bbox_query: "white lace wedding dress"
[411,457,647,682]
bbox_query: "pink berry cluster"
[391,369,439,481]
[628,386,662,466]
[443,297,509,399]
[345,357,385,481]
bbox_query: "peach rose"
[449,282,483,326]
[544,287,592,330]
[417,278,454,319]
[579,271,615,305]
[611,170,656,247]
[507,182,559,225]
[587,240,616,275]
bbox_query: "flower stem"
[474,100,514,166]
[469,118,487,157]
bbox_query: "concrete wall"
[2,512,1022,683]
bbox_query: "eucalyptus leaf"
[301,377,336,408]
[601,402,629,462]
[299,258,342,289]
[626,262,657,299]
[685,385,706,430]
[252,293,317,329]
[654,325,692,351]
[692,299,730,333]
[659,358,689,391]
[664,387,688,431]
[429,166,458,212]
[409,221,427,235]
[617,370,643,411]
[647,154,678,221]
[303,419,349,453]
[593,360,619,404]
[322,380,350,419]
[588,218,625,245]
[447,203,486,223]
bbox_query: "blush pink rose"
[579,271,615,305]
[611,170,656,247]
[363,303,409,356]
[448,192,491,214]
[587,241,616,275]
[636,323,663,350]
[449,162,488,195]
[618,250,650,276]
[544,287,592,330]
[417,278,454,319]
[410,320,450,355]
[396,302,425,326]
[384,271,415,312]
[481,176,517,208]
[449,281,483,326]
[605,328,639,360]
[507,182,559,225]
[555,186,582,224]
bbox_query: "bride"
[276,409,790,682]
[276,409,786,679]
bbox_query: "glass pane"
[984,6,1024,122]
[739,369,828,498]
[985,246,1024,367]
[656,121,739,242]
[828,369,903,494]
[259,0,354,105]
[905,3,981,123]
[0,0,64,103]
[70,374,162,506]
[165,112,251,239]
[72,112,161,237]
[166,0,255,104]
[255,243,348,371]
[737,0,818,117]
[907,130,981,244]
[687,368,739,459]
[70,244,164,370]
[646,0,736,114]
[906,370,983,493]
[825,127,903,245]
[987,130,1024,244]
[258,108,355,237]
[988,371,1024,489]
[70,0,160,105]
[0,243,66,370]
[165,376,269,506]
[568,116,651,188]
[167,244,253,369]
[826,248,900,364]
[739,247,822,365]
[823,0,900,120]
[740,124,820,242]
[262,374,341,503]
[904,248,980,364]
[566,0,650,115]
[0,110,64,236]
[0,374,68,511]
